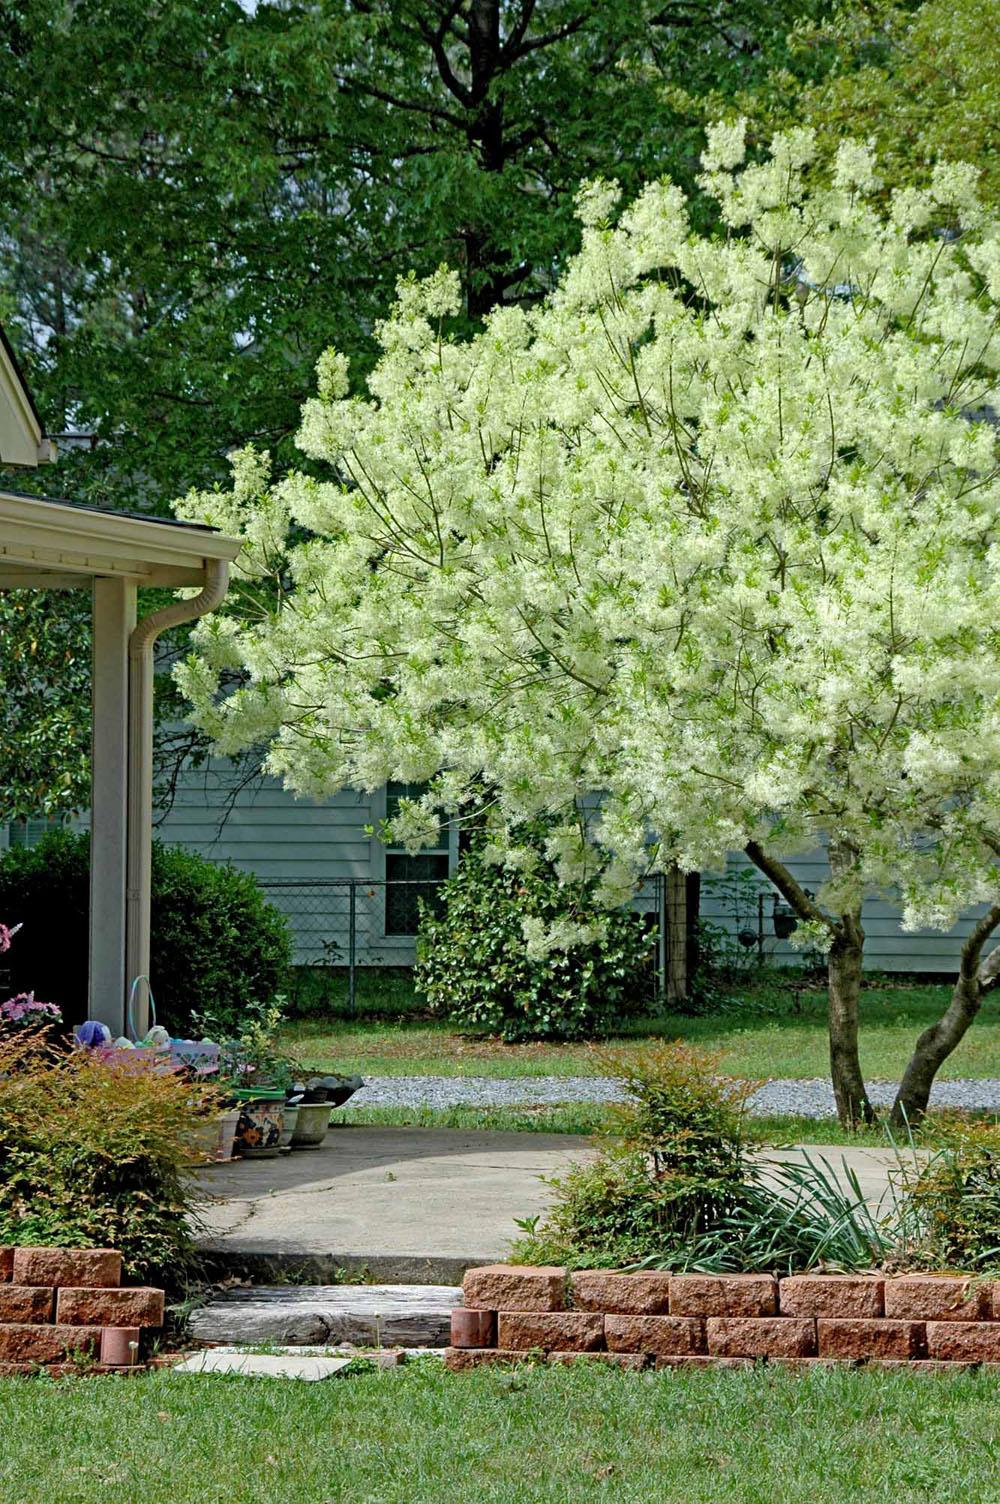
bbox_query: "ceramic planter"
[290,1100,331,1148]
[233,1089,286,1158]
[276,1102,300,1152]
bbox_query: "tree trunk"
[465,0,508,316]
[827,915,873,1128]
[745,840,873,1130]
[891,903,1000,1127]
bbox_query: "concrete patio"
[195,1124,914,1284]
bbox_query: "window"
[6,816,69,849]
[383,782,451,935]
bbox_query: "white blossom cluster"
[176,125,1000,932]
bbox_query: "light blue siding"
[153,769,986,975]
[702,850,988,975]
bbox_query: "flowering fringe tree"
[177,125,1000,1128]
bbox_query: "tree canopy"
[177,127,1000,1124]
[0,0,823,509]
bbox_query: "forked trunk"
[827,916,873,1128]
[891,975,981,1128]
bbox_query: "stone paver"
[173,1350,353,1380]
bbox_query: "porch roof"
[0,488,242,587]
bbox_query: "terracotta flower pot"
[191,1108,241,1163]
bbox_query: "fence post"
[657,872,667,1002]
[348,880,357,1014]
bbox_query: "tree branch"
[744,840,836,931]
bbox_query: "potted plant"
[276,1091,302,1152]
[216,1002,294,1158]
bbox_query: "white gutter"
[124,558,231,1034]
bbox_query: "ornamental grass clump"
[0,1033,219,1285]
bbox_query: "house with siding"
[82,762,983,980]
[10,763,986,980]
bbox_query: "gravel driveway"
[351,1074,1000,1118]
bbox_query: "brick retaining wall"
[0,1246,165,1375]
[447,1266,1000,1371]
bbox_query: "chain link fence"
[261,873,675,1012]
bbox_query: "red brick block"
[101,1328,142,1367]
[0,1248,13,1282]
[605,1315,705,1357]
[883,1276,988,1322]
[13,1248,123,1290]
[497,1311,604,1352]
[444,1348,533,1371]
[779,1275,884,1319]
[0,1325,103,1363]
[56,1287,165,1328]
[450,1309,496,1349]
[817,1319,925,1360]
[570,1271,671,1315]
[464,1265,565,1312]
[671,1275,777,1318]
[0,1286,53,1323]
[707,1317,816,1359]
[925,1322,1000,1363]
[549,1351,649,1370]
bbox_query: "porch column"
[89,576,137,1035]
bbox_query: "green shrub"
[0,1033,217,1285]
[512,1042,895,1273]
[0,830,291,1035]
[414,830,654,1042]
[900,1119,1000,1271]
[512,1043,755,1266]
[512,1148,683,1268]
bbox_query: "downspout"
[125,559,230,1036]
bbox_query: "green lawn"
[284,980,1000,1081]
[1,1363,998,1503]
[333,1102,1000,1148]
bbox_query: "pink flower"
[0,991,62,1030]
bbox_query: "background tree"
[0,0,826,819]
[693,0,1000,208]
[176,130,1000,1129]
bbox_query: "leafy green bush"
[513,1148,696,1269]
[414,831,654,1042]
[513,1044,754,1266]
[900,1119,1000,1271]
[0,1033,217,1285]
[0,830,291,1035]
[513,1043,894,1273]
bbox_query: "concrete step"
[189,1285,461,1349]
